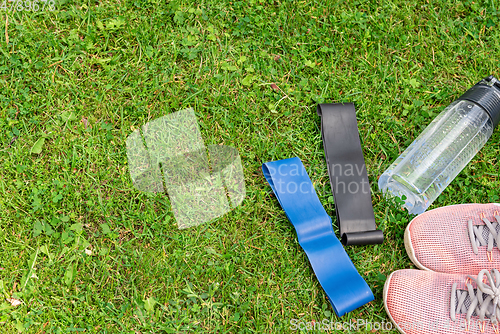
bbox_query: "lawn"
[0,0,499,332]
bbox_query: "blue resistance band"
[262,157,374,316]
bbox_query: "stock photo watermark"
[289,318,493,331]
[266,162,371,196]
[1,0,56,12]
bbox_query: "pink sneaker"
[405,203,500,275]
[384,269,500,334]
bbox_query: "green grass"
[0,0,499,332]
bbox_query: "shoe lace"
[451,269,500,327]
[468,215,500,255]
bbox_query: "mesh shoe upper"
[405,204,500,275]
[384,269,500,334]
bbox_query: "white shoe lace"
[451,269,500,331]
[468,214,500,259]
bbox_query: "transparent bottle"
[379,76,500,215]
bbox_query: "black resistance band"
[317,103,384,246]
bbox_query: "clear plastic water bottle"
[379,76,500,215]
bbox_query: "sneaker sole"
[383,271,406,334]
[404,214,432,272]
